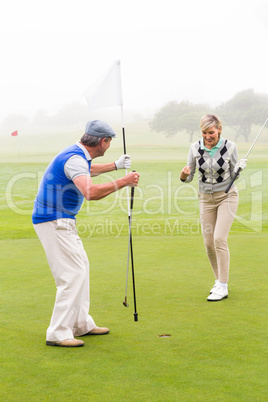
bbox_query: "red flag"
[11,131,18,137]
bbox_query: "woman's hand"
[234,158,247,173]
[180,166,191,181]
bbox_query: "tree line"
[1,102,88,134]
[149,89,268,142]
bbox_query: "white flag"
[84,60,123,110]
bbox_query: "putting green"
[0,234,267,401]
[0,134,267,400]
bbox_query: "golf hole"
[158,334,171,338]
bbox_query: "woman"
[180,113,246,301]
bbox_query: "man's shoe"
[46,338,84,347]
[207,286,228,302]
[84,327,110,335]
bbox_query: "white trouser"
[34,218,96,342]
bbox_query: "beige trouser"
[34,218,96,342]
[199,187,239,283]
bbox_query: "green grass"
[0,134,268,401]
[0,236,267,401]
[1,144,268,239]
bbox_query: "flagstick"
[83,59,137,315]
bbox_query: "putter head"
[123,298,129,307]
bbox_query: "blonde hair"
[200,113,222,132]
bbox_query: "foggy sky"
[1,0,268,123]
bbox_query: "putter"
[123,171,138,322]
[122,127,131,307]
[225,117,268,193]
[129,184,138,322]
[122,225,131,308]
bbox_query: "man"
[32,120,140,347]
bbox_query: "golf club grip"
[225,168,241,193]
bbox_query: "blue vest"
[32,144,91,224]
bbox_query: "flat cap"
[85,120,116,138]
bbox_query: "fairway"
[0,129,268,401]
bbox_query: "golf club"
[122,212,133,307]
[123,171,138,322]
[122,126,131,307]
[122,221,131,307]
[130,184,138,321]
[225,117,268,193]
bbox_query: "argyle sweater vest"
[185,138,238,193]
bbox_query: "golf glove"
[234,158,247,173]
[114,154,131,170]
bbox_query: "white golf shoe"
[207,285,228,301]
[210,281,228,294]
[210,280,219,294]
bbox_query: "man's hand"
[125,171,140,187]
[114,154,131,170]
[73,171,140,201]
[180,166,191,181]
